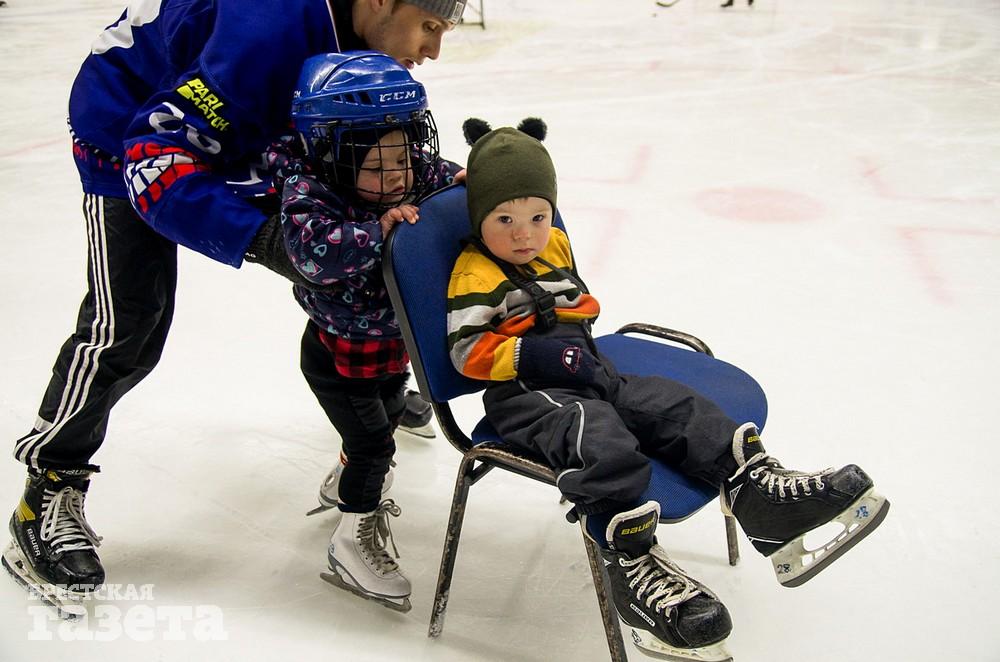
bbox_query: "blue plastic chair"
[383,185,767,661]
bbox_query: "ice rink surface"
[1,0,998,660]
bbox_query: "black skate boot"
[397,389,435,439]
[600,502,732,662]
[722,423,889,587]
[3,468,104,619]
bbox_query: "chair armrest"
[614,322,714,357]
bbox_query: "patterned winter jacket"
[447,228,601,381]
[268,136,461,341]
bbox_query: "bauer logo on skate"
[629,603,656,628]
[619,515,655,536]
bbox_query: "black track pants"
[14,195,177,471]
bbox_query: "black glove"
[517,337,596,388]
[244,215,338,292]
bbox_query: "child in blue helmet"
[265,51,461,612]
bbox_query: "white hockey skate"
[306,453,395,516]
[321,499,411,612]
[723,423,890,587]
[3,540,88,621]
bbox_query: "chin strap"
[463,235,566,330]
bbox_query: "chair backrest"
[383,184,565,404]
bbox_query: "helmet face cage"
[308,109,440,211]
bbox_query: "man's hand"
[379,204,420,238]
[244,215,339,292]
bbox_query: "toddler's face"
[355,129,414,206]
[480,197,552,265]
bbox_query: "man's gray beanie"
[403,0,467,24]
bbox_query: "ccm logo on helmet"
[379,90,418,103]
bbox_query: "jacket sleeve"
[279,170,386,287]
[121,0,334,267]
[447,271,536,382]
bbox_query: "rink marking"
[895,226,1000,305]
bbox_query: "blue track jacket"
[68,0,357,266]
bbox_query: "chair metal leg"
[580,524,629,662]
[724,514,740,566]
[429,454,477,638]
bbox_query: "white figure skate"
[321,499,411,612]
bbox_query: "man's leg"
[6,194,177,609]
[14,195,177,471]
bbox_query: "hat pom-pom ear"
[463,118,492,146]
[517,117,547,141]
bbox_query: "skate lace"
[357,499,402,574]
[40,486,102,554]
[620,544,700,613]
[744,455,833,500]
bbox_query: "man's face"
[367,2,451,70]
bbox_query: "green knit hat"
[463,118,557,238]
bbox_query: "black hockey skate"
[723,423,889,587]
[600,502,732,662]
[397,389,435,439]
[3,468,104,620]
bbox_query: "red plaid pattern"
[317,330,409,379]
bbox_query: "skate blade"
[396,422,436,439]
[306,503,335,517]
[2,541,87,621]
[771,489,890,588]
[629,626,733,662]
[320,571,412,613]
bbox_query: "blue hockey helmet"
[291,50,440,207]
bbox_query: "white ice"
[1,0,998,660]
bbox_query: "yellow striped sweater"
[447,228,601,381]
